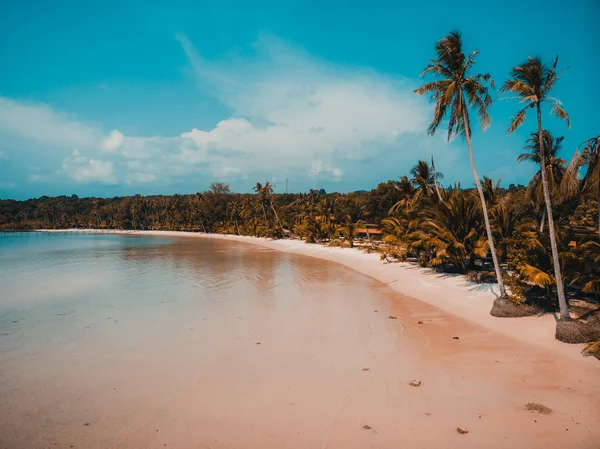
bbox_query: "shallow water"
[0,234,402,448]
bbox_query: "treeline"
[0,181,417,234]
[1,156,597,300]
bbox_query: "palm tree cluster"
[412,31,598,342]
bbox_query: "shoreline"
[36,228,597,365]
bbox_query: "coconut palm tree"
[410,160,444,201]
[481,176,501,210]
[519,130,567,232]
[501,56,571,320]
[426,188,488,273]
[229,201,241,235]
[338,216,360,248]
[415,31,507,297]
[580,136,600,236]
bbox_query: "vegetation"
[1,31,598,347]
[414,30,506,298]
[501,55,571,320]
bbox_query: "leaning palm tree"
[415,31,507,298]
[501,56,571,320]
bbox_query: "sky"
[0,0,598,200]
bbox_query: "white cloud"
[102,130,125,151]
[171,34,429,178]
[311,160,342,181]
[60,150,117,184]
[0,96,101,149]
[99,35,433,186]
[0,150,7,160]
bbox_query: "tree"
[426,187,488,273]
[415,31,507,297]
[337,216,360,248]
[501,56,571,320]
[579,136,600,236]
[409,160,443,201]
[518,130,567,232]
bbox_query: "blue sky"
[0,0,598,199]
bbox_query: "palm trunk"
[462,109,507,298]
[536,105,570,320]
[269,199,285,236]
[539,210,546,233]
[431,155,444,204]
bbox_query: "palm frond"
[507,105,529,135]
[519,263,554,286]
[551,102,571,128]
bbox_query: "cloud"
[0,150,7,160]
[60,150,117,184]
[0,96,101,149]
[102,130,125,151]
[94,34,434,187]
[171,34,429,178]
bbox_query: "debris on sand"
[362,424,372,430]
[524,402,552,414]
[362,368,370,371]
[418,321,424,324]
[452,336,460,340]
[456,427,469,434]
[388,315,397,320]
[582,341,600,359]
[409,380,422,387]
[255,342,261,345]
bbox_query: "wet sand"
[3,232,600,448]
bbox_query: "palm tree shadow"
[416,266,501,298]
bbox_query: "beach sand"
[12,230,600,448]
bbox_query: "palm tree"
[519,130,567,232]
[410,160,444,201]
[481,176,501,210]
[580,136,600,236]
[415,31,507,297]
[229,201,241,235]
[426,188,488,273]
[338,216,360,248]
[431,155,444,203]
[501,56,571,320]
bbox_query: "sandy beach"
[2,230,598,449]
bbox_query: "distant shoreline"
[32,228,597,365]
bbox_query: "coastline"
[38,228,597,365]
